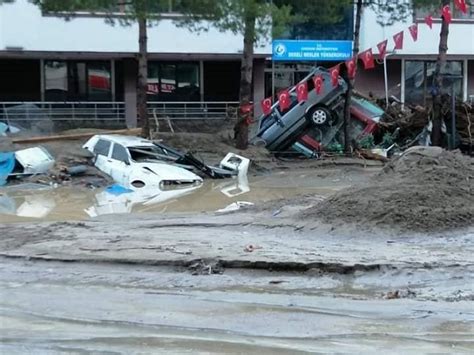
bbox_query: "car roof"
[95,135,156,148]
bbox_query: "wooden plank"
[12,128,142,144]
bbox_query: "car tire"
[307,106,331,126]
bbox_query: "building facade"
[0,0,270,127]
[1,0,473,129]
[357,3,474,105]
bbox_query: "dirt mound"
[300,147,474,233]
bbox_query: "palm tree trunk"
[431,0,450,146]
[137,16,149,138]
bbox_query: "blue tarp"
[105,184,133,196]
[0,152,15,186]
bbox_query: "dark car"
[293,95,386,157]
[253,67,348,152]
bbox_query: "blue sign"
[272,40,353,62]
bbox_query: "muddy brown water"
[0,168,373,223]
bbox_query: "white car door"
[108,143,131,186]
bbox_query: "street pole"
[384,55,389,107]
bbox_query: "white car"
[83,135,203,190]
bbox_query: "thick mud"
[1,258,473,354]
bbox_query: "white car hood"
[132,162,203,183]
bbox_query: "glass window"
[176,63,200,101]
[88,62,111,101]
[405,60,463,105]
[44,60,111,101]
[94,139,111,156]
[147,62,160,99]
[45,61,68,101]
[111,143,129,163]
[160,64,176,94]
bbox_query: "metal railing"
[148,101,240,120]
[0,102,125,122]
[0,101,240,123]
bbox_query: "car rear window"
[93,139,111,156]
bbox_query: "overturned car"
[253,66,384,155]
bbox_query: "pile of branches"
[443,101,473,147]
[375,96,473,151]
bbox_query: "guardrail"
[0,102,125,122]
[148,101,239,120]
[0,101,240,123]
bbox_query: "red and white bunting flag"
[455,0,468,14]
[296,81,308,102]
[345,57,357,79]
[408,23,418,42]
[329,65,340,87]
[425,15,433,29]
[312,74,323,95]
[377,40,388,60]
[260,97,272,115]
[278,89,291,111]
[442,5,452,24]
[360,49,375,69]
[393,31,404,50]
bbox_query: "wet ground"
[1,165,473,353]
[0,167,374,223]
[1,259,473,354]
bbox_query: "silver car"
[254,67,348,152]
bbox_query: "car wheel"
[308,106,331,126]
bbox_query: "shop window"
[88,62,112,101]
[176,63,200,101]
[44,60,111,101]
[405,60,463,105]
[160,64,177,94]
[45,61,68,101]
[147,62,200,101]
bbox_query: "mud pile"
[300,147,474,233]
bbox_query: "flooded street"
[1,165,473,353]
[0,167,372,222]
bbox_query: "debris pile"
[378,99,473,151]
[300,146,474,233]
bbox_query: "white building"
[0,0,270,127]
[0,0,473,128]
[357,5,474,105]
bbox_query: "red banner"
[329,65,340,87]
[377,40,388,60]
[409,23,418,42]
[360,49,375,69]
[442,5,452,24]
[425,15,433,29]
[260,97,272,115]
[345,57,357,79]
[312,74,323,95]
[393,31,404,50]
[296,81,308,102]
[278,90,291,111]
